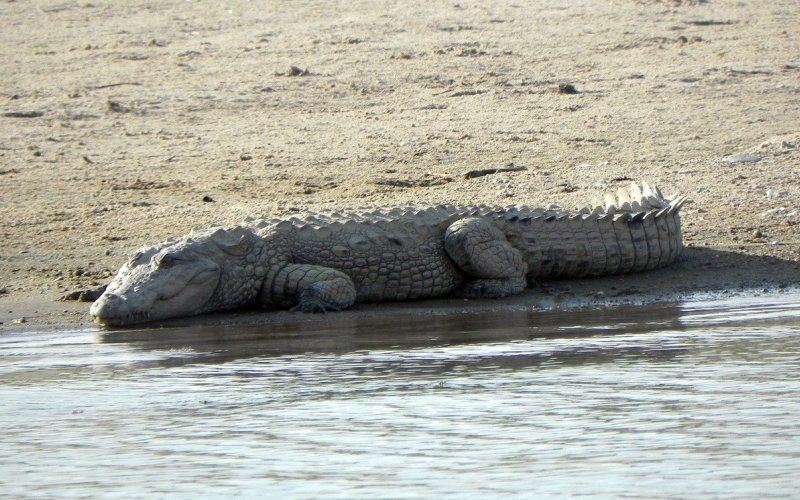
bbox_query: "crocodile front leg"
[444,217,528,298]
[259,263,357,312]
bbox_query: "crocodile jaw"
[90,256,220,327]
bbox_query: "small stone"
[3,111,44,118]
[723,153,761,164]
[558,83,578,94]
[107,100,129,113]
[202,195,215,203]
[765,189,786,200]
[277,65,308,77]
[60,284,107,302]
[102,235,126,242]
[239,153,253,161]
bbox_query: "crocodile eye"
[155,253,181,267]
[130,251,149,265]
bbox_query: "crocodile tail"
[510,182,687,279]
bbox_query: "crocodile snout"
[90,292,135,326]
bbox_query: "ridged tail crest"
[509,182,686,279]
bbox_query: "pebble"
[765,189,790,200]
[723,153,762,164]
[558,83,578,94]
[276,65,309,77]
[3,111,44,118]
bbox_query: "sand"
[1,0,799,331]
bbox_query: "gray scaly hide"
[91,182,685,326]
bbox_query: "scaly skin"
[91,182,685,326]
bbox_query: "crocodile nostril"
[97,293,124,306]
[90,292,127,319]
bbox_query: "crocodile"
[90,182,686,326]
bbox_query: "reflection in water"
[1,293,799,498]
[95,302,689,366]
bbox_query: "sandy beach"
[1,0,799,330]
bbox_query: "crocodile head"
[91,227,265,327]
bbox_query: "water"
[2,293,800,498]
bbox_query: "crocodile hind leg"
[259,263,357,312]
[444,217,528,298]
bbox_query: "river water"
[2,292,799,498]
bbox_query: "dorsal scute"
[617,186,631,206]
[629,182,643,202]
[529,207,547,218]
[585,181,679,217]
[613,213,631,222]
[667,196,686,214]
[207,226,255,257]
[242,182,683,232]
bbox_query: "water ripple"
[1,293,800,498]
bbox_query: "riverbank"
[4,244,800,332]
[1,0,799,331]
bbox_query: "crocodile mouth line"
[155,269,219,303]
[95,309,152,328]
[94,269,220,327]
